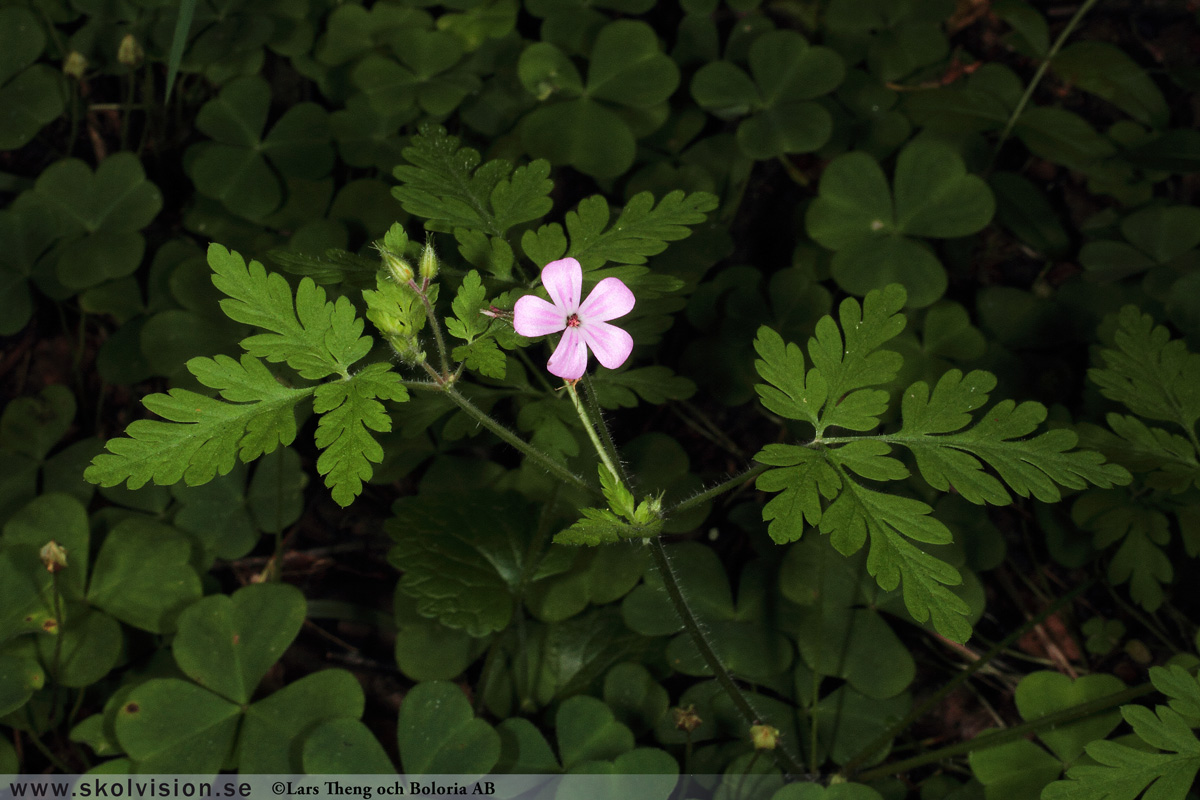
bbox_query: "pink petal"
[513,295,566,337]
[541,258,583,313]
[581,321,633,370]
[578,277,635,323]
[546,327,588,380]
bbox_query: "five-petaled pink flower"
[513,257,635,381]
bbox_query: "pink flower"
[513,257,635,380]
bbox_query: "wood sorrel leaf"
[86,518,202,634]
[397,681,499,775]
[303,718,396,774]
[172,583,306,706]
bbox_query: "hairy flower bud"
[419,239,438,283]
[380,249,414,285]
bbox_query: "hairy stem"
[647,538,808,776]
[412,280,451,378]
[666,464,768,517]
[840,576,1095,777]
[443,385,593,496]
[581,375,627,483]
[566,381,621,483]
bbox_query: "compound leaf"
[892,370,1130,504]
[313,363,408,507]
[1090,306,1200,437]
[754,285,906,435]
[1044,668,1200,800]
[208,244,371,379]
[1072,492,1172,612]
[819,471,971,642]
[391,123,552,237]
[755,444,841,544]
[446,270,490,342]
[558,190,718,271]
[452,338,506,380]
[85,355,312,490]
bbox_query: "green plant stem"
[49,571,64,720]
[443,385,594,496]
[399,378,443,391]
[854,681,1157,783]
[581,375,627,482]
[409,280,451,378]
[21,722,72,773]
[563,376,804,775]
[566,382,621,483]
[646,538,807,776]
[666,464,768,516]
[119,71,136,151]
[991,0,1102,160]
[840,575,1095,778]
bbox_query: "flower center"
[565,313,582,328]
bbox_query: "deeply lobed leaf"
[391,123,552,237]
[820,473,971,643]
[85,355,312,490]
[313,363,408,507]
[524,190,717,271]
[208,244,371,380]
[1090,305,1200,436]
[893,370,1130,505]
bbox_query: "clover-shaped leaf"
[303,718,396,774]
[0,639,44,717]
[1082,206,1200,337]
[970,671,1128,798]
[86,518,203,634]
[186,76,333,220]
[622,544,792,681]
[806,139,994,307]
[692,30,844,159]
[0,194,62,336]
[28,154,162,291]
[781,538,915,700]
[0,8,67,151]
[114,678,242,774]
[113,583,364,773]
[519,20,679,177]
[824,0,954,82]
[397,681,500,775]
[313,3,433,67]
[555,695,634,769]
[353,28,478,118]
[172,583,306,705]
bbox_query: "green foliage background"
[3,0,1200,798]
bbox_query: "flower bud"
[672,705,702,734]
[419,239,438,283]
[118,34,144,68]
[750,723,779,751]
[40,541,68,573]
[63,52,88,81]
[380,248,414,285]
